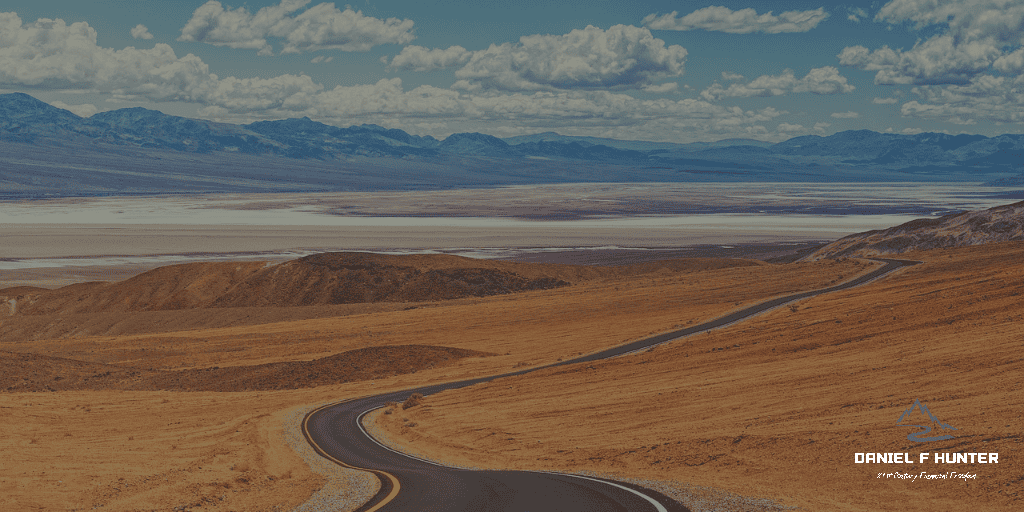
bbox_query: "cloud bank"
[178,0,415,55]
[392,25,687,92]
[644,6,828,34]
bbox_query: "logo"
[896,399,957,442]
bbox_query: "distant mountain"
[3,92,1024,196]
[804,200,1024,260]
[0,92,82,138]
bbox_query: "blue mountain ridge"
[1,92,1023,196]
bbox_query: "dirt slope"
[0,344,489,392]
[0,253,762,344]
[372,241,1024,511]
[805,199,1024,260]
[1,261,268,315]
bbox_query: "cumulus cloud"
[700,67,854,101]
[721,71,744,81]
[451,25,687,91]
[814,122,831,132]
[196,78,786,142]
[0,12,327,111]
[838,1,1024,125]
[131,24,153,40]
[0,12,781,142]
[392,25,687,92]
[831,111,860,118]
[873,97,899,104]
[50,100,99,117]
[311,55,333,63]
[847,7,869,23]
[178,0,415,55]
[388,45,470,71]
[777,122,804,133]
[899,75,1024,125]
[839,0,1024,85]
[643,82,678,93]
[643,6,828,34]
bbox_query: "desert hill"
[0,252,762,344]
[803,200,1024,260]
[0,252,762,316]
[0,253,575,316]
[0,344,488,393]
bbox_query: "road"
[303,258,918,511]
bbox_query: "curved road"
[303,258,918,511]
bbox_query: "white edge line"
[356,409,454,468]
[535,471,669,512]
[355,409,669,511]
[345,261,911,511]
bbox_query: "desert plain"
[0,185,1021,512]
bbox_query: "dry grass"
[372,242,1024,511]
[0,256,874,510]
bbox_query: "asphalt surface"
[303,258,919,511]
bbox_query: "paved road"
[303,258,918,511]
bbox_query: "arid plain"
[1,187,1021,511]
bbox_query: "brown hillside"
[208,252,573,307]
[805,199,1024,260]
[0,344,489,392]
[0,253,762,344]
[371,241,1024,512]
[5,262,267,315]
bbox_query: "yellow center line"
[302,399,402,511]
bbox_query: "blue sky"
[3,0,1023,142]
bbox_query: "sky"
[3,0,1024,143]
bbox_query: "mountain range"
[2,92,1024,197]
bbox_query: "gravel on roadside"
[282,401,380,512]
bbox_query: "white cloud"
[198,77,786,142]
[0,13,213,98]
[847,7,869,23]
[721,71,744,81]
[178,0,415,55]
[813,122,831,132]
[642,82,678,93]
[388,45,470,71]
[0,12,782,142]
[831,111,860,118]
[403,25,687,92]
[0,12,327,112]
[460,25,686,91]
[777,123,804,133]
[49,100,99,117]
[643,6,828,34]
[872,97,899,104]
[311,55,333,63]
[130,24,153,40]
[899,74,1024,125]
[700,66,854,101]
[839,0,1024,85]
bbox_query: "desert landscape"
[5,0,1024,508]
[2,202,1022,510]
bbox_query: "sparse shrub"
[402,393,424,410]
[399,393,423,409]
